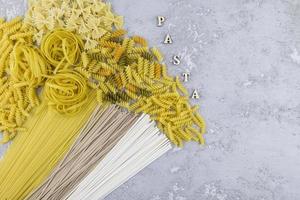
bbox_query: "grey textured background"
[1,0,300,199]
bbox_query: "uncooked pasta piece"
[41,30,83,72]
[43,70,88,115]
[25,0,124,49]
[0,17,46,142]
[10,43,49,87]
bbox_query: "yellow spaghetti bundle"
[41,30,83,71]
[44,70,88,115]
[0,97,97,200]
[10,43,49,87]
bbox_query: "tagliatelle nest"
[25,0,123,49]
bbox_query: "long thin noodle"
[26,106,139,200]
[66,114,172,200]
[0,94,97,200]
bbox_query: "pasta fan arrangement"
[0,0,206,199]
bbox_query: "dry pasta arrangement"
[38,28,206,146]
[0,0,206,199]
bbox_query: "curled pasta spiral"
[44,70,88,115]
[81,29,206,146]
[0,18,37,142]
[41,30,83,72]
[10,43,49,87]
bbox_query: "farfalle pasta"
[25,0,123,49]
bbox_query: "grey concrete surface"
[1,0,300,199]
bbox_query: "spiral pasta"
[0,17,40,142]
[76,29,206,146]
